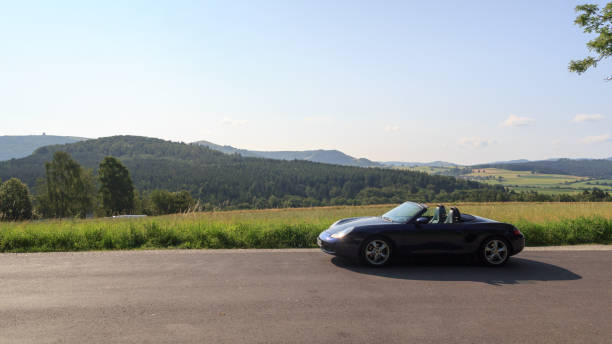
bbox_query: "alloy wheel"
[483,239,508,265]
[364,239,391,266]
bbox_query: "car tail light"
[513,228,522,236]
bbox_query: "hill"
[0,136,505,208]
[193,140,470,168]
[0,135,88,161]
[475,159,612,179]
[382,161,458,167]
[193,140,382,167]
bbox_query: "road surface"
[1,247,611,343]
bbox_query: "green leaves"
[0,178,33,221]
[569,56,598,74]
[570,2,612,79]
[149,190,196,215]
[39,151,96,218]
[99,156,135,216]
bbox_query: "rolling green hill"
[0,136,506,208]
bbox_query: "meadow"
[466,168,597,194]
[399,166,612,195]
[0,202,611,252]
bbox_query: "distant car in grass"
[317,201,525,267]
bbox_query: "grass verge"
[0,206,610,252]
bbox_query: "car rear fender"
[467,224,513,252]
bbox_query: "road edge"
[0,244,611,256]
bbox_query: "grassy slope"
[398,166,612,195]
[467,168,590,194]
[1,203,611,252]
[475,159,612,179]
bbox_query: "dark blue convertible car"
[317,201,525,267]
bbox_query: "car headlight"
[331,227,354,239]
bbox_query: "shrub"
[0,178,33,221]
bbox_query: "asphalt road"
[1,248,611,344]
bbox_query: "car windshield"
[381,202,424,223]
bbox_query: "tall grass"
[0,203,610,252]
[517,217,612,246]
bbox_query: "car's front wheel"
[479,237,510,266]
[362,237,392,267]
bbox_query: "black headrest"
[436,204,446,216]
[451,207,461,221]
[436,205,446,219]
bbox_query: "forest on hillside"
[0,136,522,209]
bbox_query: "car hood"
[324,216,391,235]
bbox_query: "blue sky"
[1,0,610,164]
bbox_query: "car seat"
[429,205,446,224]
[444,209,454,224]
[445,207,461,224]
[452,207,461,222]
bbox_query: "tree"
[0,178,33,221]
[149,190,195,215]
[38,151,96,218]
[98,156,135,215]
[569,3,612,80]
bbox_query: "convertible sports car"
[317,201,525,267]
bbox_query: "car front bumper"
[317,232,338,255]
[317,232,360,259]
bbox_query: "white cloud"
[551,139,561,145]
[501,114,535,127]
[571,114,605,123]
[582,133,611,144]
[384,125,400,133]
[458,136,496,148]
[220,117,248,126]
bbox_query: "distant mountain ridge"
[381,161,458,167]
[193,140,612,175]
[2,135,610,175]
[0,136,498,208]
[193,140,383,168]
[193,140,468,168]
[0,135,88,161]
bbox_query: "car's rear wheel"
[362,237,392,267]
[479,237,510,266]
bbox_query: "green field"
[1,202,611,252]
[466,168,612,195]
[467,168,584,184]
[397,166,612,195]
[570,179,612,191]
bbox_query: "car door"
[400,222,467,254]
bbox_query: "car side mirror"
[414,217,429,225]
